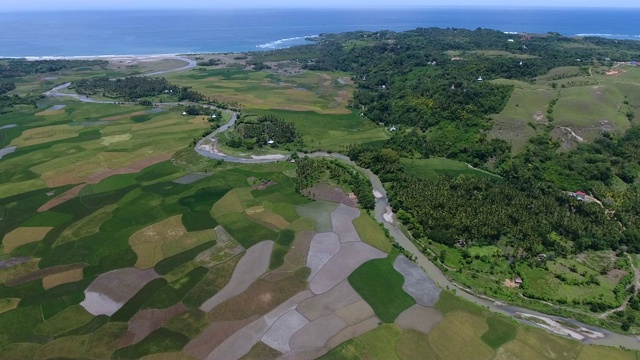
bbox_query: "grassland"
[490,65,640,152]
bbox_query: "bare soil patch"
[207,269,309,322]
[504,279,520,288]
[0,257,31,271]
[41,169,84,188]
[195,226,244,268]
[205,317,271,360]
[393,255,441,306]
[35,109,64,116]
[607,268,628,282]
[246,207,289,229]
[2,227,53,254]
[184,316,259,360]
[310,242,387,295]
[0,258,40,285]
[173,173,211,185]
[335,300,376,325]
[302,183,356,207]
[38,184,85,212]
[290,314,348,351]
[118,303,187,348]
[331,213,360,243]
[81,267,160,316]
[200,240,273,312]
[6,263,85,287]
[42,268,84,290]
[332,203,360,218]
[100,133,132,146]
[297,280,362,321]
[0,298,20,314]
[325,316,380,350]
[306,232,340,280]
[87,153,172,184]
[205,290,313,360]
[394,304,444,335]
[252,180,277,191]
[261,309,309,353]
[263,230,313,280]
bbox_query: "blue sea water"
[0,8,639,57]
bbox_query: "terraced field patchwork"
[211,189,245,218]
[100,133,133,146]
[352,210,391,253]
[481,316,518,349]
[428,311,495,360]
[161,229,216,259]
[42,268,84,290]
[395,329,440,360]
[55,204,116,245]
[514,326,583,360]
[0,258,40,284]
[83,322,129,360]
[2,227,53,254]
[34,304,94,337]
[0,298,20,314]
[246,206,289,230]
[207,267,310,322]
[10,125,80,147]
[129,215,187,269]
[577,345,637,360]
[319,323,403,360]
[183,253,242,308]
[0,343,41,360]
[34,334,91,359]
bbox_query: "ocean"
[0,8,639,57]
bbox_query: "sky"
[3,0,639,11]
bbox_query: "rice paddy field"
[165,67,389,151]
[0,58,637,359]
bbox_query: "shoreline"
[16,53,209,61]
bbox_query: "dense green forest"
[259,28,640,258]
[227,115,303,149]
[72,76,205,102]
[0,59,107,79]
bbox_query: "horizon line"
[2,5,640,12]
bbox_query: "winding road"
[44,56,197,103]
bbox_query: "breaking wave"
[257,35,318,49]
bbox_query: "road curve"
[43,56,197,102]
[194,114,640,350]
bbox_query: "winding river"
[44,59,640,350]
[196,115,640,350]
